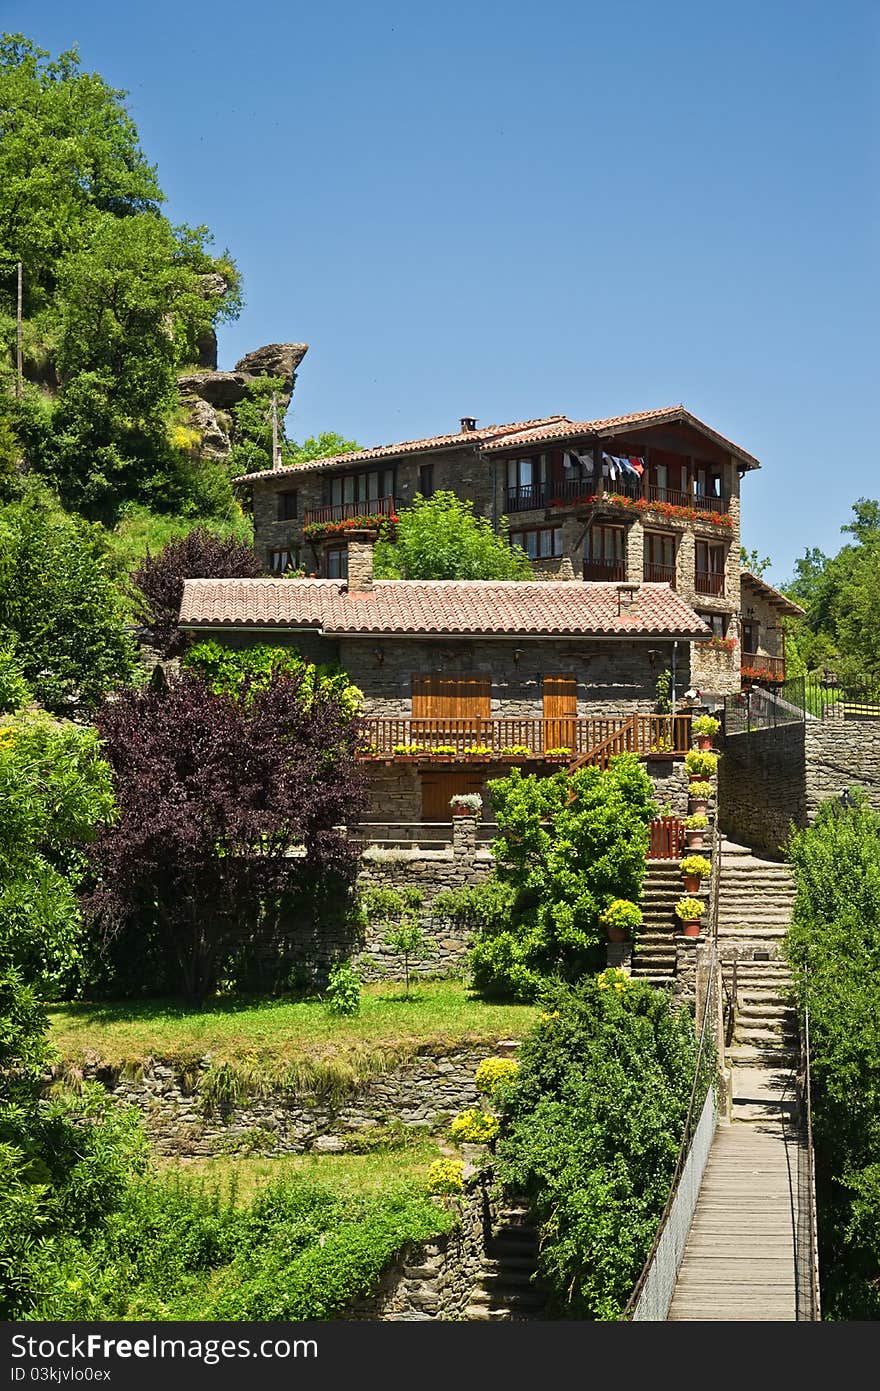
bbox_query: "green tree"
[786,792,880,1317]
[374,491,532,580]
[0,482,137,712]
[740,546,771,576]
[463,755,656,1000]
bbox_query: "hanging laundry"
[627,456,645,476]
[614,454,639,478]
[602,452,619,481]
[567,448,594,476]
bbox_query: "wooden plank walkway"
[668,1065,802,1321]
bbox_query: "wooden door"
[420,770,486,821]
[542,674,577,752]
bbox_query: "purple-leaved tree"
[89,668,366,1001]
[132,528,263,656]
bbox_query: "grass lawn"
[157,1136,448,1205]
[49,981,537,1096]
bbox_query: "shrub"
[691,715,721,738]
[132,528,262,656]
[474,1056,519,1098]
[383,918,429,996]
[449,1109,499,1144]
[495,975,711,1318]
[674,896,704,921]
[0,641,31,715]
[324,963,361,1017]
[679,855,712,880]
[599,899,643,934]
[685,749,719,779]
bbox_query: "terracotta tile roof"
[180,578,711,639]
[234,406,760,484]
[234,416,569,482]
[741,571,805,618]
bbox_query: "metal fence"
[795,990,822,1321]
[724,676,806,735]
[803,671,880,721]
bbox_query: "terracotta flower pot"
[689,797,708,814]
[680,920,701,937]
[696,735,713,751]
[606,925,629,943]
[683,874,702,894]
[685,831,705,850]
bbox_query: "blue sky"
[4,0,877,581]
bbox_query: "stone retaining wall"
[349,1175,496,1320]
[82,1045,505,1158]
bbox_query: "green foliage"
[0,711,115,993]
[740,546,771,576]
[679,855,712,879]
[786,793,880,1317]
[359,885,423,922]
[0,639,30,713]
[0,482,137,712]
[496,975,711,1318]
[674,897,704,921]
[383,919,429,997]
[690,714,720,738]
[426,1158,464,1195]
[324,964,361,1018]
[467,756,656,1000]
[684,748,719,778]
[599,898,643,933]
[373,491,532,580]
[782,500,880,677]
[687,780,714,799]
[655,668,672,714]
[684,814,709,830]
[183,640,364,716]
[474,1056,519,1100]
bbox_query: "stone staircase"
[464,1202,547,1321]
[631,860,700,981]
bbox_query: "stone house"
[179,532,710,822]
[737,571,805,683]
[238,404,762,697]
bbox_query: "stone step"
[737,1002,795,1020]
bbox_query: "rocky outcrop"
[176,341,309,465]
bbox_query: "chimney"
[460,416,478,433]
[616,583,639,615]
[345,530,377,593]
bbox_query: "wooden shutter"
[420,770,486,821]
[411,675,491,718]
[543,674,577,752]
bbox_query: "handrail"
[622,934,718,1319]
[357,714,692,760]
[797,970,822,1320]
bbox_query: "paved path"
[667,1063,802,1321]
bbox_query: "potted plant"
[685,748,719,782]
[599,898,642,943]
[688,780,714,814]
[691,714,720,752]
[684,813,709,849]
[675,896,704,938]
[450,792,482,818]
[463,744,493,759]
[680,854,712,894]
[544,746,572,761]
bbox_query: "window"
[643,532,677,586]
[269,548,298,574]
[329,468,395,508]
[741,620,758,654]
[698,612,728,639]
[506,455,547,508]
[509,526,563,559]
[694,462,724,498]
[695,541,725,573]
[325,547,347,579]
[419,463,434,498]
[276,489,298,520]
[588,524,624,561]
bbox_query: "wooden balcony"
[644,562,676,586]
[506,483,546,512]
[357,714,692,761]
[644,484,730,513]
[304,495,396,527]
[583,558,626,581]
[695,568,725,597]
[741,653,786,683]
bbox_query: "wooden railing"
[643,484,730,514]
[644,562,676,586]
[303,495,396,526]
[357,714,691,760]
[649,816,687,859]
[506,483,546,512]
[741,653,786,682]
[583,557,626,581]
[695,569,725,597]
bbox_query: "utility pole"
[16,261,23,400]
[270,391,281,468]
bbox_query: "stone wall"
[85,1045,501,1159]
[349,1175,496,1320]
[718,721,807,857]
[719,713,880,856]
